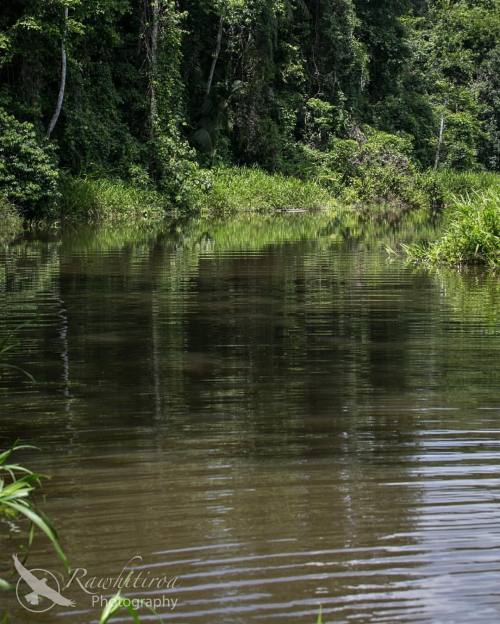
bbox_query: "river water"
[0,214,499,623]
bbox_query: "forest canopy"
[0,0,499,216]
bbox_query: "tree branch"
[47,5,68,139]
[206,16,224,98]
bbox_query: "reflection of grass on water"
[61,222,164,253]
[18,206,437,257]
[177,210,343,252]
[430,267,499,327]
[172,206,439,254]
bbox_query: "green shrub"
[151,125,211,210]
[417,171,447,212]
[282,140,359,195]
[304,98,336,148]
[406,188,499,268]
[200,167,335,216]
[334,129,428,213]
[59,178,167,224]
[282,127,429,214]
[437,110,484,171]
[358,128,415,167]
[0,108,59,216]
[0,197,23,244]
[345,163,429,215]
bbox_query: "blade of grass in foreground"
[99,593,141,624]
[0,445,67,568]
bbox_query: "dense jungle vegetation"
[0,0,499,265]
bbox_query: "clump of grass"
[405,188,499,268]
[201,167,335,216]
[435,170,499,197]
[0,444,68,593]
[59,177,167,225]
[0,197,23,245]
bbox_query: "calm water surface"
[0,215,499,623]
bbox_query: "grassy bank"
[403,171,500,269]
[405,187,499,269]
[3,168,499,272]
[433,171,499,197]
[0,198,23,244]
[59,177,167,225]
[199,167,336,216]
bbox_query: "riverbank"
[1,167,499,268]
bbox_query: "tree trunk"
[434,113,445,170]
[206,16,224,98]
[150,0,160,136]
[47,6,68,139]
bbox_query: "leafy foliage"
[0,0,498,223]
[0,108,59,215]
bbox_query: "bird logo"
[13,554,76,613]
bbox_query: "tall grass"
[0,445,68,592]
[201,167,336,216]
[405,188,499,268]
[60,177,167,225]
[434,171,499,197]
[0,198,22,245]
[0,445,67,624]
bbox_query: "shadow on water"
[0,211,499,623]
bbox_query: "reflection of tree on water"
[0,216,498,621]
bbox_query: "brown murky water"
[0,215,499,623]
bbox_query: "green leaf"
[0,578,11,591]
[99,592,141,624]
[317,606,323,624]
[0,364,36,382]
[1,500,68,568]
